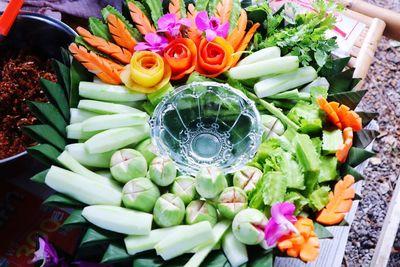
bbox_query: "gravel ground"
[342,1,400,266]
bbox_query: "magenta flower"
[195,11,229,41]
[264,202,299,246]
[31,236,64,266]
[157,13,191,37]
[134,33,168,54]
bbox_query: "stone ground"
[342,1,400,266]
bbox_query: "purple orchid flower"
[195,11,229,42]
[31,236,65,267]
[157,13,191,37]
[134,33,169,54]
[264,202,299,246]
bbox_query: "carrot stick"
[316,174,355,225]
[227,9,247,50]
[317,96,342,129]
[107,14,137,52]
[231,22,260,67]
[76,27,132,64]
[329,102,363,132]
[336,127,353,163]
[216,0,232,24]
[127,1,156,35]
[186,4,202,46]
[69,43,122,84]
[169,0,182,19]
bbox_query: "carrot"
[231,22,260,67]
[316,174,355,225]
[227,9,247,50]
[336,127,353,163]
[329,102,362,132]
[186,4,202,46]
[127,1,156,35]
[216,0,232,24]
[107,14,137,52]
[277,217,320,262]
[169,0,182,19]
[76,27,132,64]
[69,43,122,84]
[317,96,342,129]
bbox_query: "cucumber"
[254,66,318,98]
[155,221,214,260]
[95,170,113,179]
[45,166,121,205]
[82,205,152,235]
[78,99,143,114]
[237,47,281,66]
[70,108,97,124]
[84,125,150,153]
[81,113,147,132]
[66,123,102,140]
[261,114,285,135]
[322,129,343,154]
[222,229,248,267]
[125,225,189,255]
[79,81,146,102]
[228,56,299,80]
[65,143,114,168]
[184,220,231,267]
[57,151,121,191]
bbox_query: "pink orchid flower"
[134,33,169,54]
[195,11,229,42]
[31,236,63,266]
[157,13,191,37]
[264,202,299,246]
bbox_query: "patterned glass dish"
[150,82,263,175]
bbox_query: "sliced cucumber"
[229,56,299,80]
[65,143,114,168]
[81,113,147,132]
[66,123,101,140]
[70,108,97,124]
[222,229,248,267]
[78,99,143,114]
[82,205,152,235]
[45,166,121,206]
[79,81,146,102]
[237,47,281,66]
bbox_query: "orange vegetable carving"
[277,217,320,262]
[336,127,353,163]
[69,43,122,84]
[169,0,183,19]
[316,174,355,225]
[216,0,232,24]
[107,14,137,52]
[76,27,132,64]
[186,4,202,46]
[231,22,260,67]
[164,38,197,80]
[317,96,342,129]
[127,1,156,35]
[227,9,247,51]
[195,37,234,78]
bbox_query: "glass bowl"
[150,82,263,175]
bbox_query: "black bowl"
[0,13,76,178]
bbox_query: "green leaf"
[319,57,350,77]
[101,244,132,264]
[89,17,112,41]
[326,69,361,94]
[207,0,220,16]
[60,47,71,67]
[200,251,229,267]
[354,193,362,200]
[328,90,367,110]
[21,124,66,151]
[338,219,349,226]
[145,0,163,26]
[228,0,241,32]
[248,251,273,267]
[354,129,379,148]
[27,101,66,136]
[52,60,71,99]
[30,169,49,184]
[347,147,375,167]
[70,59,93,108]
[133,256,163,267]
[27,144,61,166]
[80,227,122,247]
[40,78,70,120]
[357,112,378,127]
[196,0,209,11]
[43,193,83,208]
[314,222,334,239]
[62,209,88,227]
[340,164,364,181]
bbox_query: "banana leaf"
[43,193,84,208]
[328,90,367,110]
[347,147,375,167]
[62,209,88,228]
[314,222,333,239]
[22,124,66,151]
[27,101,66,136]
[30,169,49,184]
[40,78,70,120]
[27,144,61,166]
[101,244,132,264]
[52,60,71,99]
[80,227,122,247]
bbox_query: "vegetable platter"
[26,0,379,266]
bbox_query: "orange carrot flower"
[195,37,234,78]
[163,38,197,80]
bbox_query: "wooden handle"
[343,0,400,40]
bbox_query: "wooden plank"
[370,175,400,266]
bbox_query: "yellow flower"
[120,51,171,93]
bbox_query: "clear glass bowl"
[150,82,263,175]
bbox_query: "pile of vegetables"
[25,0,379,266]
